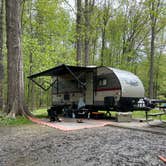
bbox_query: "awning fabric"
[28,64,96,79]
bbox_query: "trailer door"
[85,72,94,105]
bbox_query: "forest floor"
[0,124,166,166]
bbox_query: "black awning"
[28,64,96,79]
[28,64,96,91]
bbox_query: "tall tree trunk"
[0,0,4,111]
[149,24,155,98]
[101,28,105,66]
[27,0,34,110]
[100,0,110,66]
[92,38,97,65]
[76,0,82,66]
[6,0,30,117]
[148,0,160,98]
[84,0,90,66]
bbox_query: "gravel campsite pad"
[0,124,166,166]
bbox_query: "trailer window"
[99,78,107,86]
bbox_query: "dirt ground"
[0,124,166,166]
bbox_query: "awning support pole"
[64,65,86,89]
[30,78,57,91]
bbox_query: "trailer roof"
[28,64,96,79]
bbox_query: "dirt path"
[0,124,166,166]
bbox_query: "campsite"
[0,0,166,165]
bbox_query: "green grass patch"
[0,108,48,126]
[0,115,32,126]
[132,111,146,119]
[99,109,166,120]
[32,108,48,118]
[32,108,166,121]
[133,109,166,120]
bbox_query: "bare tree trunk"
[100,0,110,66]
[6,0,30,117]
[92,38,97,65]
[101,28,105,66]
[84,0,95,66]
[76,0,82,66]
[0,0,4,111]
[149,24,155,98]
[148,0,160,99]
[27,0,34,110]
[84,0,90,66]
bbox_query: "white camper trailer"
[28,64,145,113]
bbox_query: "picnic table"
[145,102,166,123]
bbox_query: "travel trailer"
[28,64,145,113]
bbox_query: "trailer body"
[28,64,144,112]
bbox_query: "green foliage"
[18,0,166,108]
[21,0,77,107]
[22,0,76,72]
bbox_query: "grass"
[0,108,165,126]
[99,109,166,120]
[0,115,32,126]
[32,108,48,118]
[132,109,166,120]
[0,108,48,127]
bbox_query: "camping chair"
[75,98,88,119]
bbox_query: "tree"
[27,0,33,107]
[100,0,111,66]
[3,0,165,112]
[6,0,30,117]
[76,0,82,66]
[84,0,90,66]
[22,0,75,108]
[147,0,161,98]
[0,0,4,111]
[83,0,95,66]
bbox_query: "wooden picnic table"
[145,105,166,124]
